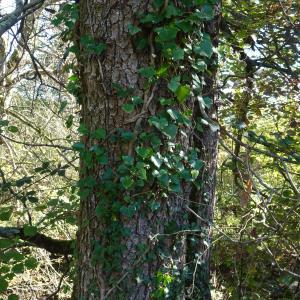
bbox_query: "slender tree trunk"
[74,1,220,299]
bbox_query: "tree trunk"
[74,1,220,299]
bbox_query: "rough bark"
[75,1,220,299]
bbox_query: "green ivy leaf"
[8,126,18,133]
[194,34,213,58]
[136,147,153,159]
[175,20,193,33]
[150,135,162,149]
[165,3,182,18]
[15,176,32,187]
[155,26,179,42]
[176,85,190,103]
[12,263,24,274]
[8,294,19,300]
[150,201,160,212]
[24,257,38,269]
[152,0,164,9]
[77,123,89,135]
[72,142,85,151]
[122,155,134,166]
[203,96,213,108]
[162,124,178,139]
[0,277,8,293]
[121,176,134,190]
[159,98,174,106]
[128,24,141,35]
[0,119,9,126]
[2,250,23,263]
[140,13,163,24]
[168,76,181,93]
[0,239,15,249]
[138,168,147,180]
[151,154,163,168]
[192,59,207,72]
[0,206,13,221]
[192,5,214,21]
[58,101,68,114]
[138,66,156,79]
[153,169,169,187]
[172,47,184,61]
[23,225,38,237]
[92,128,106,140]
[132,96,143,105]
[149,116,168,130]
[65,115,74,128]
[122,103,135,113]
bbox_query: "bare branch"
[0,226,73,255]
[0,0,45,37]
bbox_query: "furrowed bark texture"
[75,1,220,299]
[188,5,221,299]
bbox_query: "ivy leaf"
[8,295,19,300]
[24,225,38,237]
[136,147,153,159]
[150,135,162,148]
[176,85,190,103]
[12,263,24,274]
[72,142,85,151]
[175,20,193,33]
[165,3,182,18]
[149,116,168,130]
[92,128,106,140]
[58,101,68,114]
[77,123,89,135]
[172,47,184,61]
[0,239,15,248]
[160,98,174,106]
[122,155,134,166]
[155,26,179,42]
[201,4,214,20]
[151,154,163,168]
[128,24,141,35]
[192,59,207,72]
[162,124,178,139]
[8,126,18,133]
[0,277,8,293]
[166,109,179,121]
[195,0,207,4]
[138,168,147,180]
[120,130,134,141]
[65,115,74,128]
[24,257,38,269]
[203,96,213,108]
[192,5,214,21]
[122,103,135,113]
[0,206,13,221]
[0,120,9,128]
[152,0,164,9]
[121,176,134,190]
[15,176,32,187]
[153,169,169,187]
[140,13,163,24]
[132,96,143,105]
[168,76,181,93]
[138,66,156,79]
[194,34,213,58]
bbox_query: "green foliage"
[1,0,299,298]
